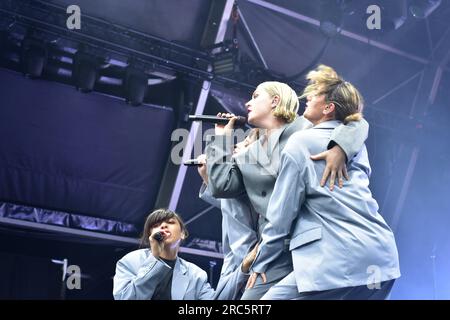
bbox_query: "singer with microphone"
[113,208,257,300]
[249,65,400,299]
[205,80,370,299]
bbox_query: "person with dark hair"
[113,208,256,300]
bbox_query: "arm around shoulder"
[328,118,369,161]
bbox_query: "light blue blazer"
[113,249,247,300]
[206,116,369,228]
[252,120,401,293]
[199,183,258,277]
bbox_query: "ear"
[323,102,335,115]
[272,95,280,108]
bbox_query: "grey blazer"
[206,116,369,228]
[251,120,401,293]
[199,183,258,277]
[113,249,247,300]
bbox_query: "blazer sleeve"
[195,270,216,300]
[113,252,172,300]
[328,118,369,161]
[198,182,221,208]
[192,261,248,300]
[251,151,307,274]
[213,267,249,300]
[205,134,246,198]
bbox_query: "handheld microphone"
[183,159,202,166]
[153,231,164,242]
[188,115,247,128]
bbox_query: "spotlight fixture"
[409,0,442,19]
[124,64,148,106]
[211,41,239,76]
[20,31,48,78]
[213,51,238,75]
[72,47,99,93]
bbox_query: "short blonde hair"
[299,65,364,124]
[258,81,299,123]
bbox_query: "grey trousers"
[261,271,396,300]
[240,250,293,300]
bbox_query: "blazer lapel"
[249,138,270,166]
[267,125,288,159]
[236,125,288,177]
[171,258,189,300]
[254,126,288,177]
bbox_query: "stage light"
[20,33,48,78]
[72,48,98,93]
[124,65,148,106]
[213,51,238,75]
[211,42,239,76]
[409,0,442,19]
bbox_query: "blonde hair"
[258,81,299,123]
[299,65,364,124]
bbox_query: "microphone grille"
[153,232,164,242]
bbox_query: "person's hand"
[215,112,237,136]
[196,154,208,184]
[246,272,267,290]
[149,229,169,259]
[241,243,259,274]
[310,144,349,191]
